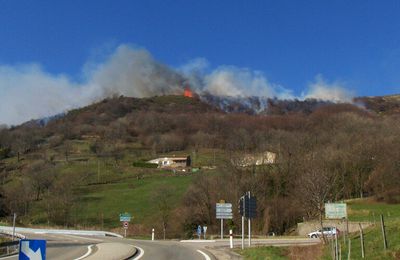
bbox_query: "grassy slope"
[322,199,400,260]
[238,200,400,260]
[4,140,227,229]
[75,175,193,227]
[237,246,287,260]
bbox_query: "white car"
[308,227,340,238]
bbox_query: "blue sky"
[1,0,400,99]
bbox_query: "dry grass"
[287,245,324,260]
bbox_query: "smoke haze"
[0,44,355,126]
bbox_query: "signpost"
[120,213,132,238]
[197,225,202,239]
[119,212,132,222]
[239,191,257,248]
[325,203,348,244]
[19,239,46,260]
[325,203,347,219]
[216,202,233,239]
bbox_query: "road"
[0,227,216,260]
[0,227,320,259]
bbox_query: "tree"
[152,187,174,239]
[26,161,55,201]
[0,187,8,217]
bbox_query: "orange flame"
[184,87,193,98]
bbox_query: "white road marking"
[180,240,216,243]
[197,249,211,260]
[132,246,145,260]
[73,244,94,260]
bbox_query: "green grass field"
[76,174,193,227]
[322,199,400,259]
[238,199,400,260]
[237,246,288,260]
[347,198,400,222]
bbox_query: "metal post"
[248,219,251,247]
[241,193,245,249]
[359,223,365,258]
[241,216,244,249]
[12,213,16,241]
[152,228,155,241]
[380,214,388,250]
[335,232,339,260]
[221,219,223,239]
[248,191,251,247]
[124,228,127,238]
[348,237,351,260]
[229,229,233,248]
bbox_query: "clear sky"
[1,0,400,97]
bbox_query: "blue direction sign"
[19,239,46,260]
[197,225,202,237]
[119,212,132,222]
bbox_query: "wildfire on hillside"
[183,85,194,98]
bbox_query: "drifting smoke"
[302,75,354,103]
[0,44,355,126]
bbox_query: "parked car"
[308,227,340,238]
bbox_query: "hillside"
[1,93,400,240]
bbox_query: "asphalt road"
[126,240,216,260]
[0,230,216,260]
[1,233,100,260]
[1,227,321,260]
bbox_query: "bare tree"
[152,187,174,239]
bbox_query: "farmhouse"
[148,156,191,169]
[232,151,276,167]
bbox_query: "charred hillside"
[1,93,400,234]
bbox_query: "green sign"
[325,203,347,219]
[119,213,132,222]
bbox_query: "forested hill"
[1,94,400,235]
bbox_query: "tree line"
[0,96,399,235]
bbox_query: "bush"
[132,161,158,168]
[0,147,11,159]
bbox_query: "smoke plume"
[302,75,354,103]
[0,44,355,126]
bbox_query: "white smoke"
[0,45,184,126]
[0,45,355,126]
[204,67,294,99]
[302,75,354,103]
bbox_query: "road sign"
[123,221,129,229]
[216,208,232,213]
[239,195,257,218]
[217,215,233,219]
[325,203,347,219]
[197,225,202,239]
[216,203,233,219]
[216,203,232,208]
[119,213,131,222]
[19,239,46,260]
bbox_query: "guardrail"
[0,240,19,257]
[0,226,122,238]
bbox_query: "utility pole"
[12,213,16,241]
[241,195,245,249]
[220,218,223,239]
[248,191,251,247]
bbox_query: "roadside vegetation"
[238,245,324,260]
[321,199,400,259]
[0,95,400,243]
[238,200,400,259]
